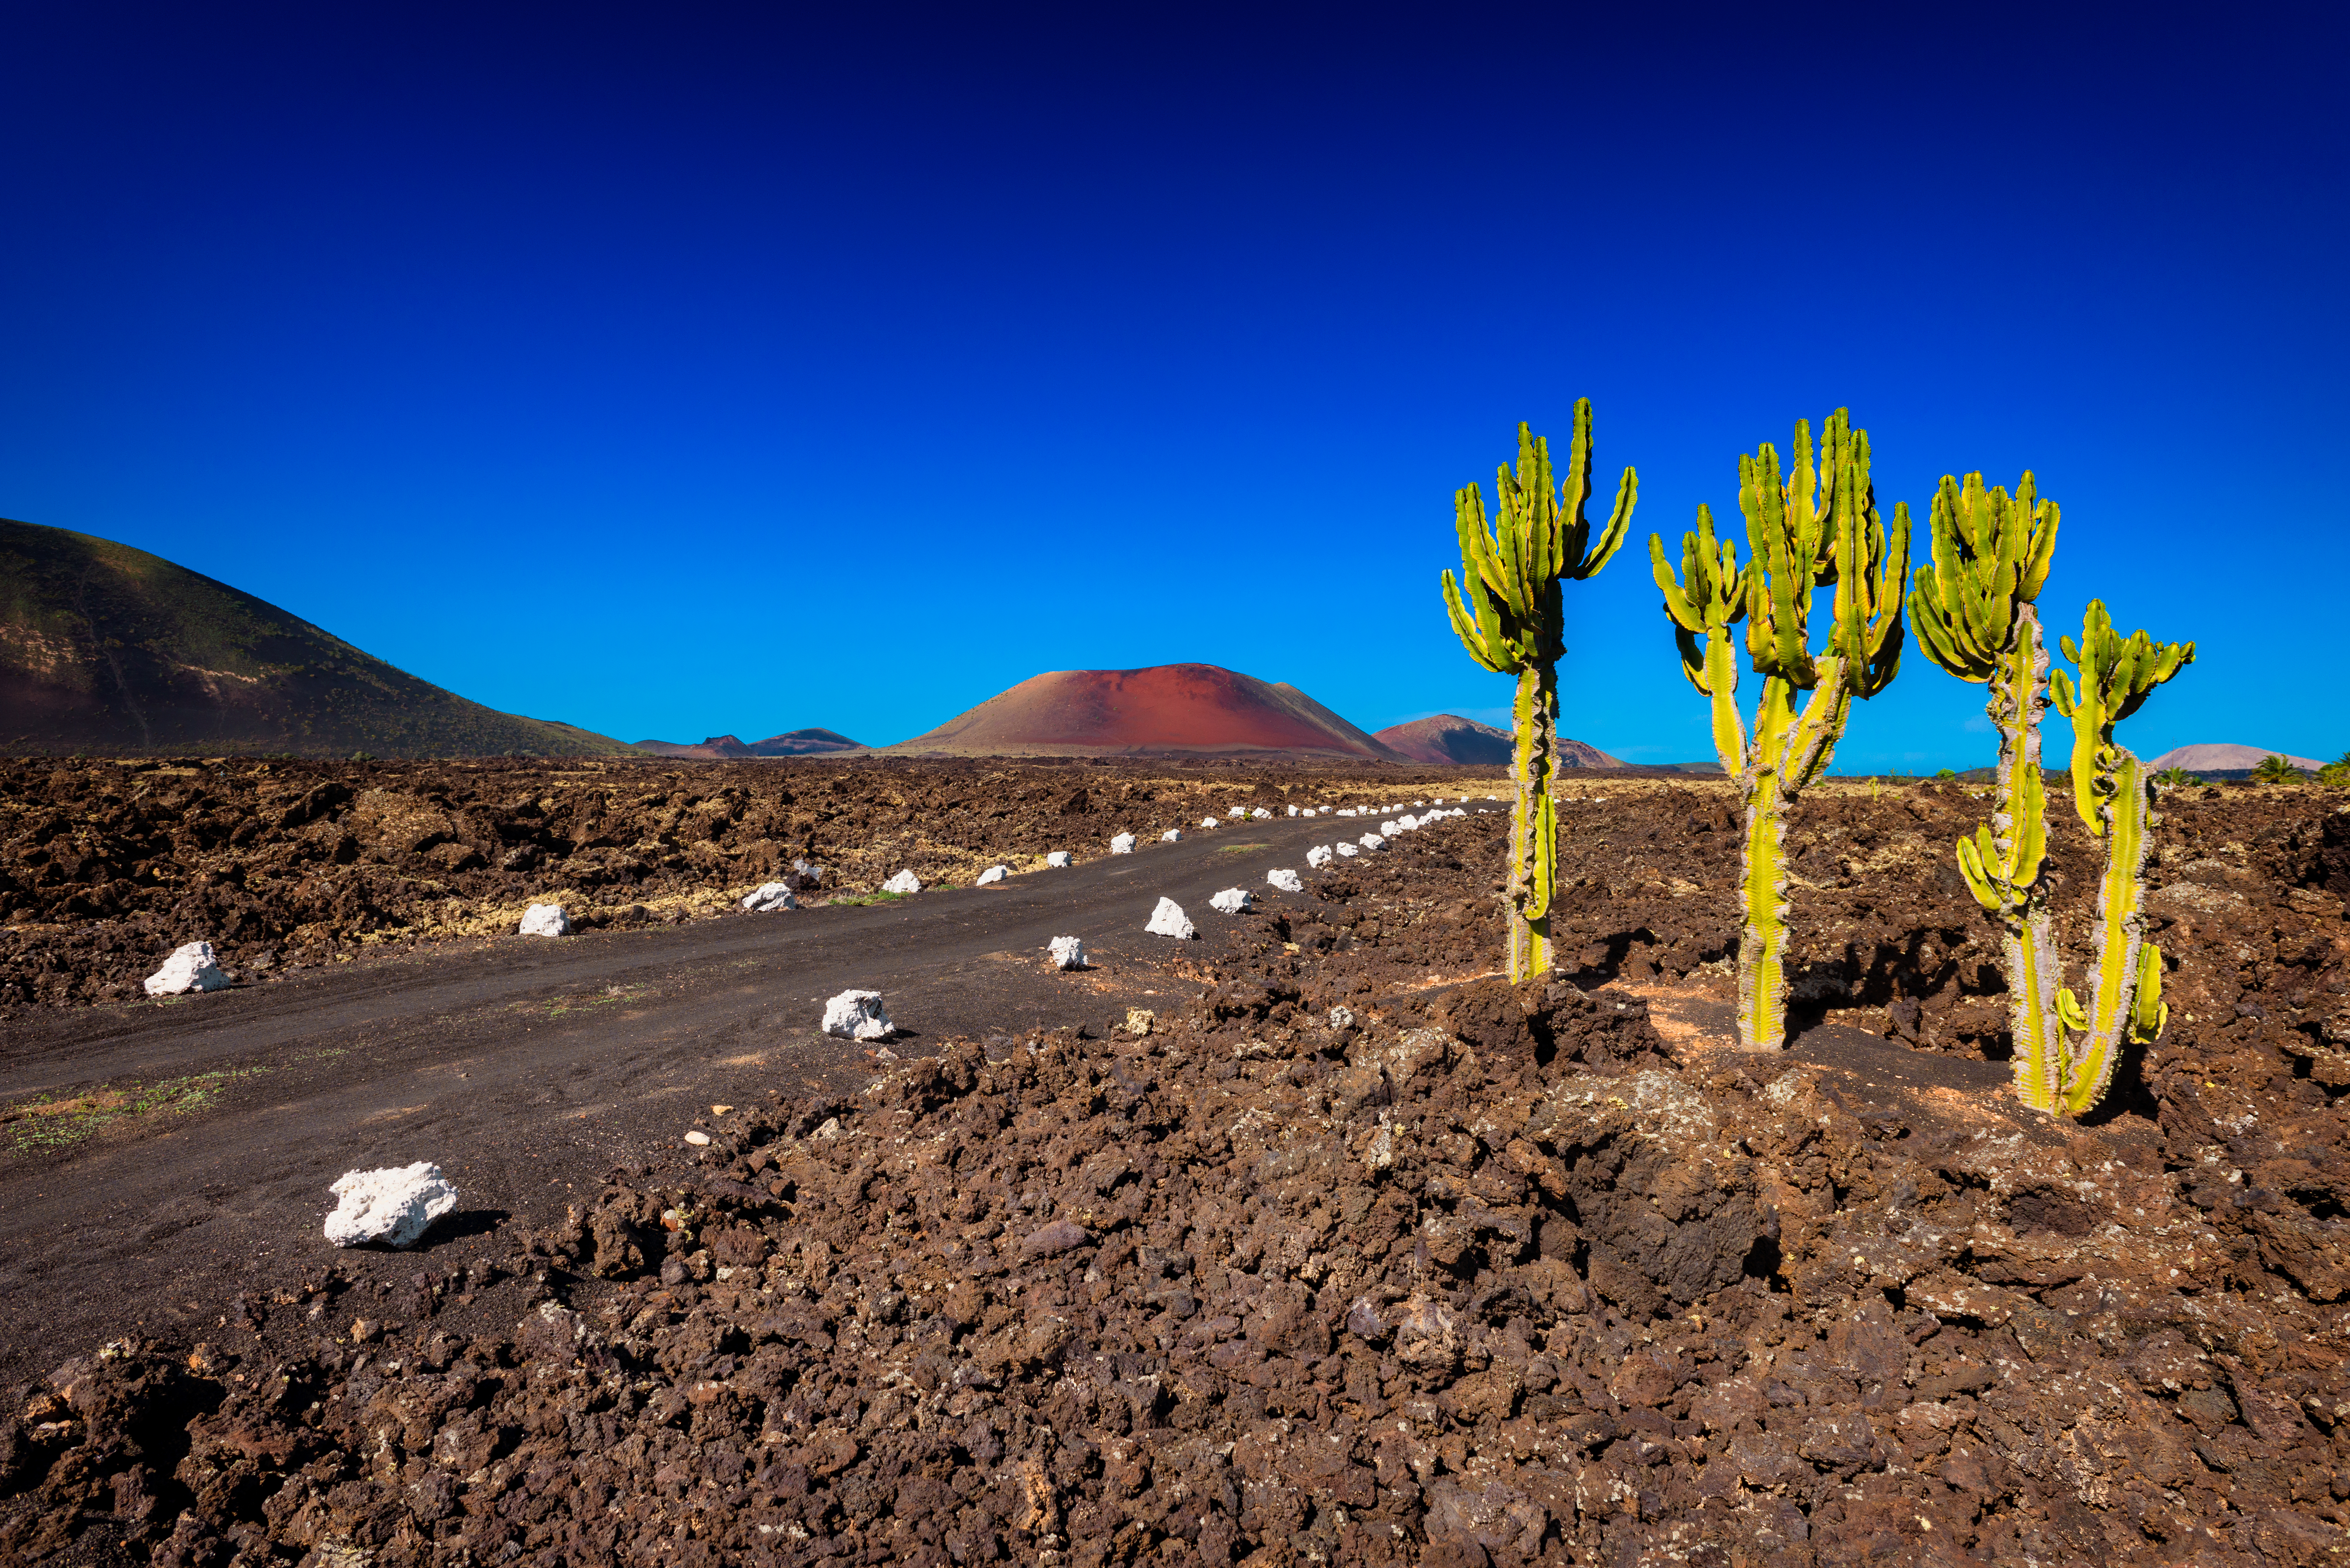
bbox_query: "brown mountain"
[632,729,866,759]
[1375,713,1622,768]
[885,664,1406,759]
[749,728,864,757]
[0,518,639,759]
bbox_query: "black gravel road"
[0,813,1401,1382]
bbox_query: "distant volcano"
[1375,713,1622,768]
[633,729,865,760]
[885,664,1405,759]
[2145,743,2322,775]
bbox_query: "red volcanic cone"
[885,665,1406,760]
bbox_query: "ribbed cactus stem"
[1733,663,1849,1051]
[2063,751,2154,1115]
[1987,606,2064,1111]
[1506,663,1560,980]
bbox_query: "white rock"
[1146,897,1196,939]
[1046,851,1073,868]
[323,1162,458,1249]
[1335,842,1361,858]
[822,989,894,1039]
[519,904,570,938]
[1487,794,1500,801]
[1049,935,1087,970]
[1162,828,1183,842]
[1359,833,1388,851]
[1251,807,1272,819]
[1286,804,1299,817]
[883,870,922,894]
[1110,833,1137,855]
[1413,800,1426,807]
[1266,868,1304,893]
[144,941,229,996]
[1201,816,1220,828]
[975,865,1010,886]
[1227,807,1247,818]
[1379,820,1401,835]
[1307,845,1335,868]
[741,883,798,913]
[683,1130,711,1146]
[1210,887,1253,914]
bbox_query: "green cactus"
[1443,401,1635,981]
[1909,471,2063,1104]
[2043,601,2194,1115]
[1652,410,1910,1050]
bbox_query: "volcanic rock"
[1266,868,1304,893]
[1046,851,1073,868]
[821,989,893,1040]
[143,941,228,996]
[975,865,1010,886]
[519,903,570,937]
[321,1161,457,1248]
[1110,833,1136,855]
[1145,897,1196,939]
[740,882,797,912]
[1209,887,1253,914]
[1048,935,1087,969]
[882,870,921,894]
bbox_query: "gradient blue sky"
[2,3,2342,767]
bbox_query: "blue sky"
[2,3,2343,767]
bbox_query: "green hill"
[0,518,641,758]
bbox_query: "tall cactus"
[1909,472,2063,1104]
[2044,601,2194,1115]
[1652,411,1909,1050]
[1442,401,1636,980]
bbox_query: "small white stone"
[1145,897,1197,939]
[742,882,797,913]
[822,989,894,1039]
[1209,887,1252,914]
[1286,804,1299,817]
[1335,842,1360,858]
[1049,935,1087,970]
[1201,816,1220,829]
[1110,833,1137,855]
[1359,833,1388,851]
[1227,807,1247,818]
[519,904,570,938]
[1307,845,1335,868]
[1046,851,1073,868]
[1251,807,1272,819]
[1487,794,1501,801]
[323,1162,458,1249]
[683,1130,711,1146]
[975,865,1010,886]
[1266,868,1304,893]
[1413,800,1426,807]
[1379,820,1401,835]
[144,941,229,996]
[1162,828,1183,842]
[882,870,922,894]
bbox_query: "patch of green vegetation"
[827,889,915,907]
[1215,842,1272,855]
[514,984,645,1020]
[2,1067,270,1155]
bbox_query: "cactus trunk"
[1986,606,2065,1110]
[1732,665,1850,1051]
[2062,751,2153,1114]
[1505,662,1559,981]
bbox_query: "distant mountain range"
[0,518,638,758]
[633,729,865,759]
[883,665,1407,760]
[2146,742,2323,775]
[1372,713,1623,768]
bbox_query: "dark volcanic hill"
[749,728,863,757]
[1375,712,1624,768]
[0,518,640,758]
[632,729,866,760]
[886,664,1407,760]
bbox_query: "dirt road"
[0,814,1372,1381]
